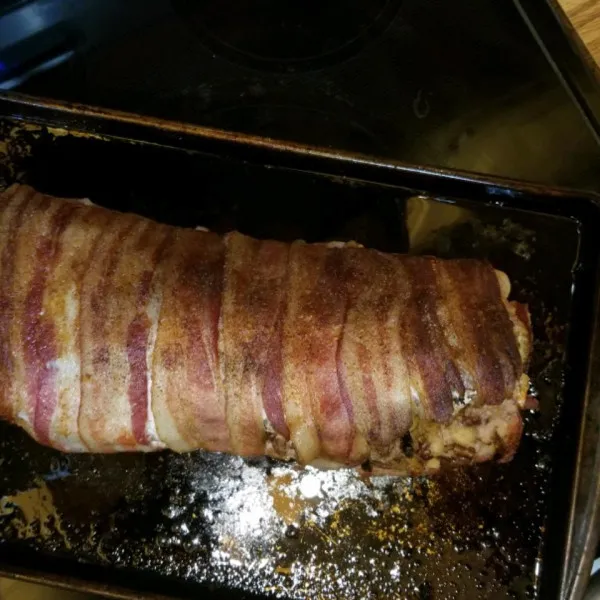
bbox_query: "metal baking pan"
[0,92,600,600]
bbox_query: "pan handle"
[563,275,600,600]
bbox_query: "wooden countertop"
[557,0,600,66]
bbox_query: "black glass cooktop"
[1,0,600,187]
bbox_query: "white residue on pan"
[177,455,374,534]
[153,452,412,597]
[187,454,405,544]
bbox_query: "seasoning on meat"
[0,184,533,475]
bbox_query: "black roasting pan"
[0,93,600,600]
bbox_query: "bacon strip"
[221,233,290,456]
[0,184,533,475]
[10,192,66,443]
[80,217,173,451]
[338,249,412,459]
[0,185,35,423]
[152,229,228,452]
[435,260,522,408]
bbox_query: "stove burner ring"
[171,0,402,72]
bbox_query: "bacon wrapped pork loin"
[0,184,532,475]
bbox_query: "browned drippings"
[0,479,70,549]
[0,118,579,600]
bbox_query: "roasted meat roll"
[0,184,533,475]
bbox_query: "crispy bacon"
[152,229,227,453]
[0,184,533,475]
[221,233,290,456]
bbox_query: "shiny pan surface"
[0,95,599,600]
